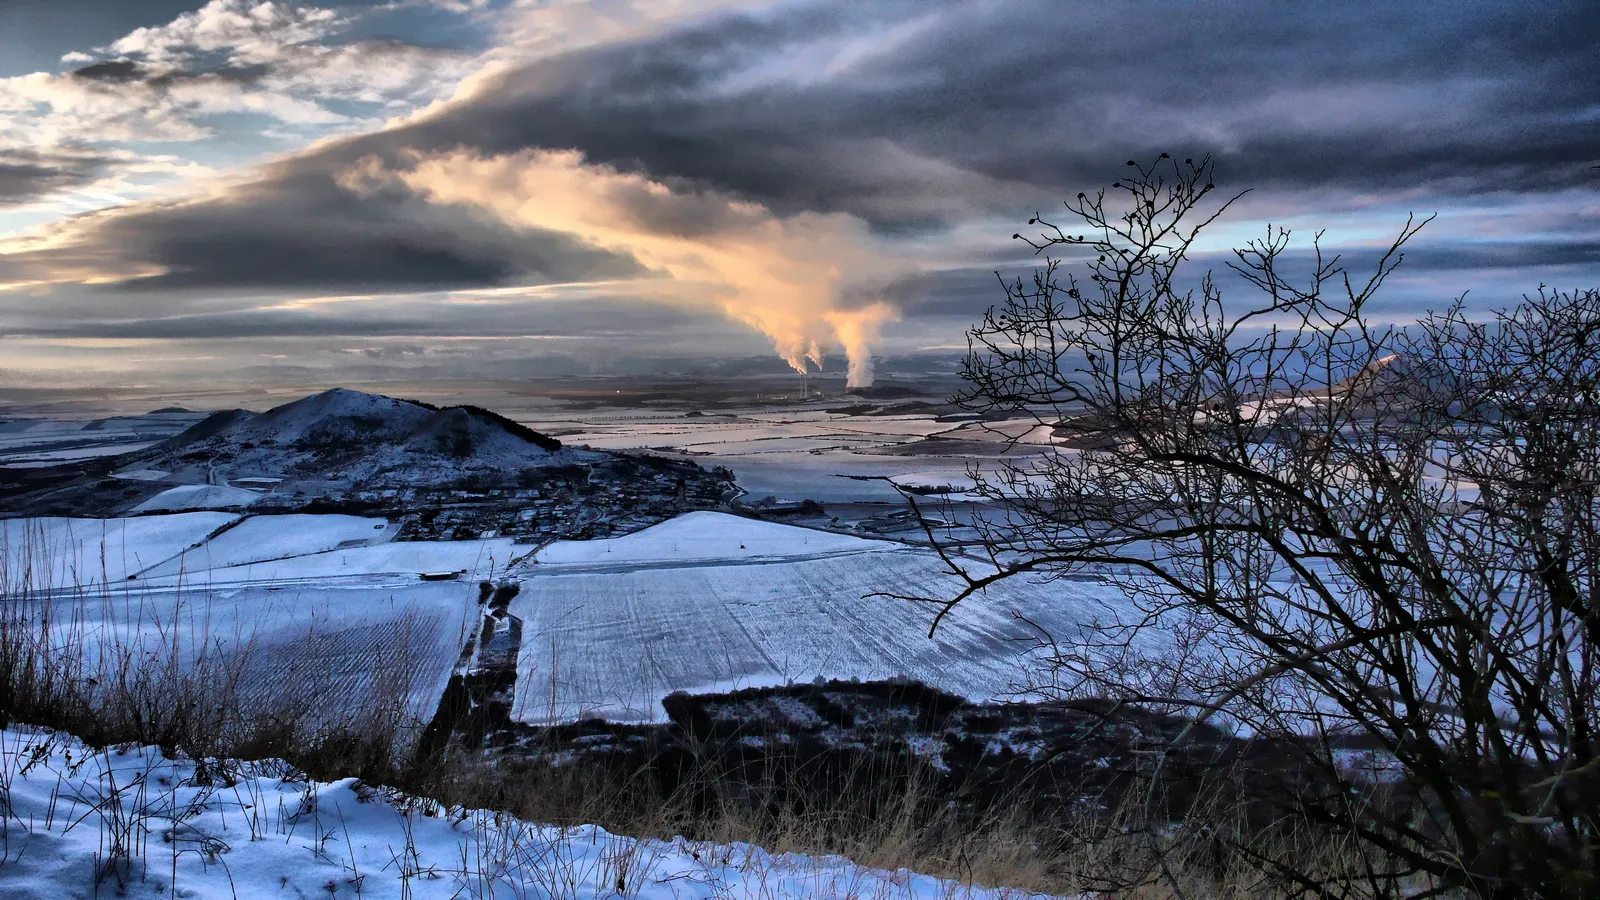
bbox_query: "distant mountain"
[3,388,731,523]
[141,388,594,485]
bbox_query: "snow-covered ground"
[139,514,399,578]
[0,727,1056,900]
[534,511,895,567]
[3,510,1127,727]
[513,514,1131,723]
[0,410,207,468]
[0,512,240,587]
[151,536,523,588]
[2,512,505,727]
[537,406,1056,503]
[130,484,264,513]
[24,581,477,727]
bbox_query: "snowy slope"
[0,727,1060,900]
[135,387,587,485]
[130,484,263,512]
[141,536,524,587]
[0,512,240,587]
[140,513,396,577]
[513,526,1137,723]
[34,582,476,726]
[534,511,894,567]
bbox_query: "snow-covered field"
[3,509,1123,727]
[0,512,240,587]
[139,513,399,578]
[26,580,477,727]
[0,410,207,467]
[154,535,523,588]
[535,511,895,566]
[512,513,1128,723]
[0,727,1053,900]
[130,483,263,512]
[540,406,1055,502]
[2,512,501,726]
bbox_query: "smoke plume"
[347,149,902,385]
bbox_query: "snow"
[113,468,171,482]
[148,536,524,588]
[0,513,241,587]
[2,512,505,590]
[0,442,159,465]
[131,484,264,512]
[534,512,894,567]
[512,534,1136,723]
[0,726,1062,900]
[35,588,459,725]
[27,582,477,727]
[139,389,590,486]
[140,514,398,578]
[719,453,973,502]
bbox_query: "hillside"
[0,726,1023,900]
[139,387,591,484]
[0,389,734,531]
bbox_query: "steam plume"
[824,302,899,388]
[347,149,901,385]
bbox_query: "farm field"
[27,580,478,735]
[4,507,1124,727]
[140,513,399,578]
[130,483,264,512]
[529,403,1058,502]
[511,513,1131,723]
[138,535,522,588]
[2,510,494,727]
[0,410,209,467]
[0,512,241,588]
[534,510,894,566]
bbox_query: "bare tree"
[913,154,1599,898]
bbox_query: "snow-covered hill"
[533,510,895,567]
[134,387,594,485]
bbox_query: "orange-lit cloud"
[351,148,907,385]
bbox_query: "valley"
[0,385,1086,733]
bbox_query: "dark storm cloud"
[71,59,272,88]
[1400,239,1600,273]
[372,0,1596,222]
[1,163,645,290]
[70,60,145,82]
[11,0,1597,316]
[0,149,115,205]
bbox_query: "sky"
[0,0,1595,390]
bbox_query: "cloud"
[0,1,477,152]
[2,0,1597,386]
[0,288,745,344]
[106,0,344,64]
[0,148,119,206]
[357,147,908,384]
[0,156,644,294]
